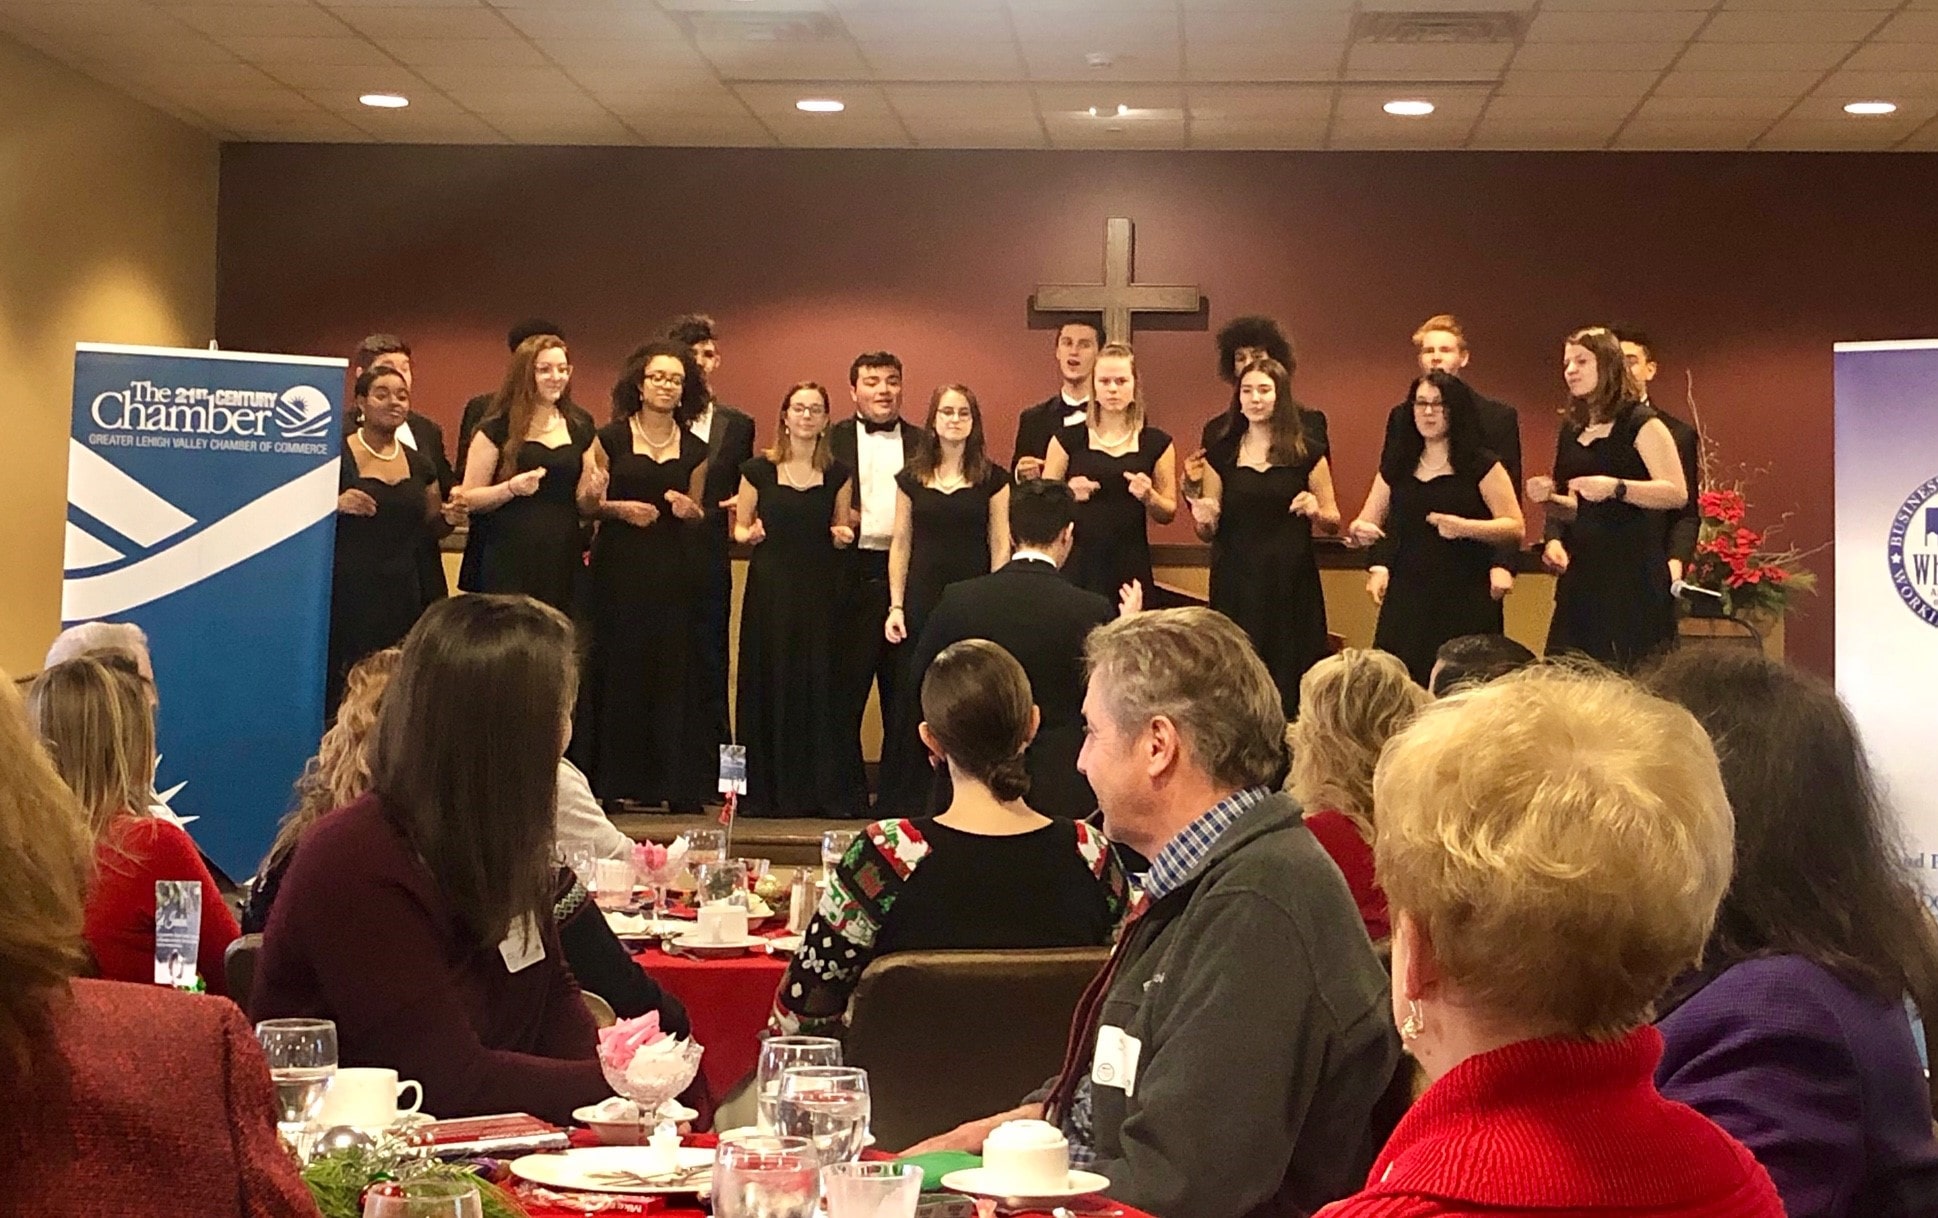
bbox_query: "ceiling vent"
[681,11,842,43]
[1351,11,1529,43]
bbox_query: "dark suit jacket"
[1014,394,1088,467]
[0,980,320,1216]
[401,411,453,603]
[910,557,1115,819]
[1383,389,1523,568]
[828,417,917,548]
[1655,407,1701,566]
[697,404,756,535]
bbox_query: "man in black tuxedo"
[1614,327,1701,583]
[1377,314,1524,598]
[668,313,757,765]
[828,352,915,808]
[352,334,455,606]
[1013,318,1100,481]
[908,479,1115,819]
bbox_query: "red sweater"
[1317,1027,1783,1218]
[84,814,240,996]
[1304,810,1388,941]
[0,979,318,1216]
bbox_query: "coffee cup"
[317,1066,423,1131]
[696,900,750,944]
[981,1119,1071,1195]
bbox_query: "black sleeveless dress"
[1206,414,1331,717]
[1371,450,1507,686]
[328,440,434,716]
[1057,422,1173,601]
[735,457,860,818]
[470,409,594,613]
[878,463,1010,815]
[1547,402,1677,670]
[574,422,713,806]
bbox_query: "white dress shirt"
[1059,390,1089,428]
[688,403,714,445]
[1012,548,1059,566]
[856,422,904,551]
[396,419,419,451]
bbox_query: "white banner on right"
[1834,339,1938,911]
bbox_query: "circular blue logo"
[1887,475,1938,627]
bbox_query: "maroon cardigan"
[1317,1028,1783,1218]
[251,794,609,1123]
[0,979,318,1216]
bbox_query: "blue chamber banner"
[62,343,346,879]
[1834,340,1938,911]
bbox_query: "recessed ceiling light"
[359,93,409,109]
[1844,100,1898,116]
[1383,99,1435,117]
[1087,104,1131,118]
[795,98,845,114]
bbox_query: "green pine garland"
[301,1136,527,1218]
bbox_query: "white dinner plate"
[509,1146,715,1194]
[939,1168,1111,1201]
[667,932,767,955]
[764,934,804,955]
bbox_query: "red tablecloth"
[633,943,788,1100]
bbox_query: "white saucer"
[764,934,804,955]
[667,932,766,955]
[510,1145,715,1194]
[940,1167,1111,1200]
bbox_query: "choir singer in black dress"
[328,366,440,717]
[1528,327,1687,670]
[1348,372,1524,686]
[733,383,860,818]
[458,335,598,614]
[1042,343,1178,607]
[573,340,713,808]
[878,385,1011,814]
[1182,357,1338,717]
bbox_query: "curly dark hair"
[611,339,709,425]
[1382,370,1490,484]
[1214,315,1295,384]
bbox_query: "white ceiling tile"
[378,36,546,66]
[1185,84,1333,120]
[217,35,395,65]
[493,6,682,40]
[772,119,912,148]
[458,89,604,116]
[1843,43,1938,72]
[1495,69,1657,96]
[1635,94,1794,120]
[1334,84,1490,122]
[1183,41,1341,81]
[836,9,1011,41]
[488,111,639,144]
[1325,123,1470,150]
[1022,46,1179,81]
[1008,10,1178,46]
[531,38,712,69]
[1032,82,1184,112]
[903,116,1048,148]
[1,4,194,38]
[1614,117,1773,147]
[267,62,429,91]
[563,64,723,91]
[1187,117,1328,149]
[1817,69,1938,100]
[1697,10,1891,42]
[103,58,279,88]
[860,45,1027,80]
[1720,0,1900,9]
[1182,8,1352,42]
[1536,0,1711,9]
[1652,69,1827,97]
[695,40,873,80]
[1672,40,1855,72]
[882,83,1035,117]
[732,81,894,119]
[331,4,509,39]
[416,63,586,92]
[49,33,239,64]
[322,0,489,8]
[1511,41,1683,70]
[229,113,374,142]
[167,4,355,38]
[1468,118,1622,148]
[303,86,466,115]
[1874,11,1938,40]
[619,114,775,146]
[174,84,332,114]
[1345,41,1513,80]
[1525,10,1709,41]
[589,85,742,117]
[1484,94,1640,121]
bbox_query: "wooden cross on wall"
[1031,217,1203,345]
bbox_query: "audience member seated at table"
[1316,667,1782,1218]
[252,595,612,1125]
[0,669,318,1216]
[1642,648,1938,1218]
[29,656,240,996]
[245,648,400,934]
[913,610,1400,1218]
[1425,631,1535,698]
[771,639,1129,1040]
[1286,648,1427,942]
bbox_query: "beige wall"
[0,35,218,676]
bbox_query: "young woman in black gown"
[1182,357,1338,716]
[1347,371,1525,686]
[327,367,440,717]
[733,383,859,818]
[1528,327,1688,670]
[573,340,713,808]
[878,384,1012,814]
[1042,342,1178,606]
[458,334,598,614]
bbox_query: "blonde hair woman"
[29,656,240,996]
[0,670,316,1212]
[1316,667,1782,1217]
[1286,649,1427,940]
[244,647,400,933]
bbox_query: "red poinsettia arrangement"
[1686,485,1818,619]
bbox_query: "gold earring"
[1400,1000,1425,1043]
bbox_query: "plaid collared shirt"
[1063,785,1273,1165]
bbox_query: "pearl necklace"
[632,415,680,456]
[353,429,400,461]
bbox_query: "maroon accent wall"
[216,145,1938,677]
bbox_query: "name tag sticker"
[1091,1025,1141,1097]
[499,915,546,973]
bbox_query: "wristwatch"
[1613,479,1629,503]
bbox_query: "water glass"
[774,1065,870,1167]
[713,1134,819,1218]
[824,1162,923,1218]
[820,830,857,874]
[256,1017,337,1148]
[736,857,773,890]
[755,1036,843,1133]
[360,1179,484,1218]
[696,859,750,908]
[590,856,635,912]
[687,828,726,868]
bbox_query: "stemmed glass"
[637,837,689,930]
[256,1017,337,1156]
[820,830,857,876]
[713,1134,819,1218]
[773,1065,871,1168]
[755,1036,842,1133]
[360,1179,484,1217]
